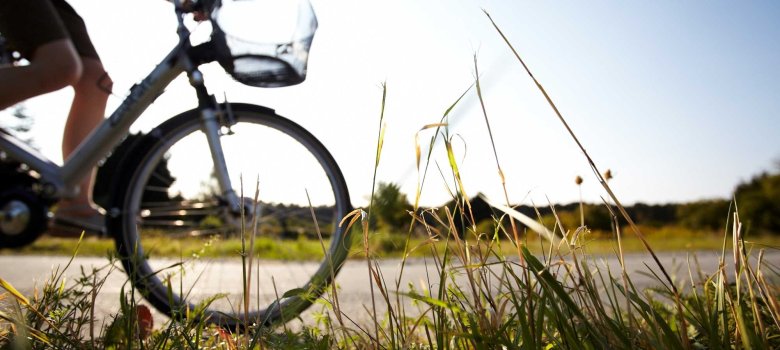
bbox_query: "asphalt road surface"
[1,249,778,329]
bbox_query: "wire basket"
[211,0,318,88]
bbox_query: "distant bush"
[734,171,780,234]
[676,199,731,231]
[628,203,677,227]
[372,182,411,232]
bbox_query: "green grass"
[2,209,779,349]
[6,228,779,260]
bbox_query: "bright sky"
[6,0,780,208]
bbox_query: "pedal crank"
[0,199,31,235]
[0,188,49,248]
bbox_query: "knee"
[35,53,83,92]
[28,40,83,92]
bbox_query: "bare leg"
[59,57,113,214]
[0,39,81,110]
[0,39,106,232]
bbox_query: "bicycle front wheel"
[112,103,352,327]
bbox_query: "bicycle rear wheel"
[111,103,352,327]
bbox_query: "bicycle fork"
[201,107,241,207]
[187,70,242,215]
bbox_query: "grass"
[5,227,779,260]
[2,10,780,350]
[2,206,779,349]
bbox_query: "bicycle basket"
[211,0,318,88]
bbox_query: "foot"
[50,204,106,237]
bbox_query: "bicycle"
[0,0,353,327]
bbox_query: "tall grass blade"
[473,55,521,255]
[0,278,30,307]
[363,82,388,349]
[483,15,697,346]
[416,84,473,211]
[483,9,679,295]
[245,176,261,317]
[414,122,448,210]
[444,140,469,208]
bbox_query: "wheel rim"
[119,107,351,326]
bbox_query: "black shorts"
[0,0,99,60]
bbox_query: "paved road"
[1,250,777,328]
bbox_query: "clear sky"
[5,0,780,208]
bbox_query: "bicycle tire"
[110,103,352,327]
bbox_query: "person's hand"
[185,0,209,22]
[168,0,208,21]
[192,10,208,22]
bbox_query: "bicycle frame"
[0,6,242,212]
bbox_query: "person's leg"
[0,39,82,110]
[58,57,112,215]
[0,0,106,233]
[49,0,111,222]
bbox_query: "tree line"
[372,168,780,236]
